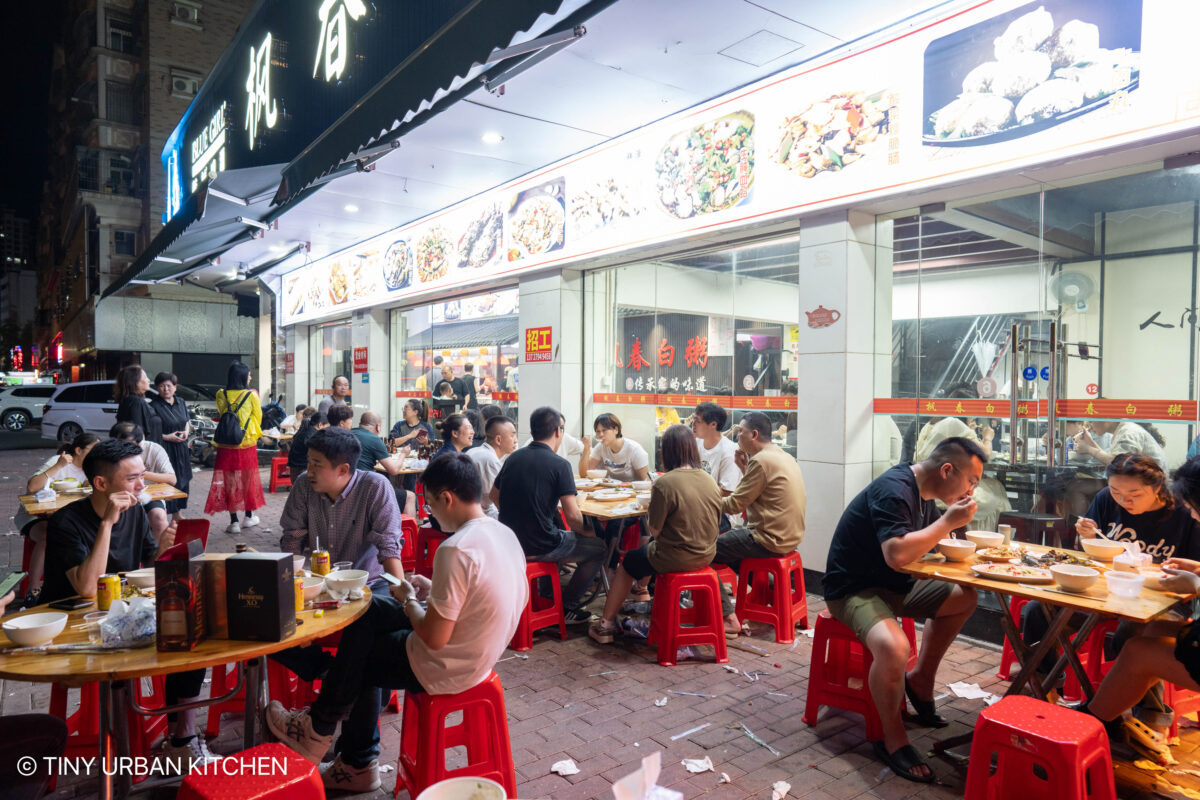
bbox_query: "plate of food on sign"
[654,110,754,219]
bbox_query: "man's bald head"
[360,411,381,429]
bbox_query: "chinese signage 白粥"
[279,0,1200,327]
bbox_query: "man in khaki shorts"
[823,437,982,784]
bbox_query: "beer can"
[294,575,306,612]
[235,543,248,553]
[311,549,331,576]
[97,574,121,611]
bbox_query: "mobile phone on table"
[0,571,27,600]
[48,596,94,611]
[381,572,404,586]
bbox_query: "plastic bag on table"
[100,597,156,648]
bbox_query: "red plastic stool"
[400,515,418,573]
[646,568,729,667]
[49,676,167,786]
[179,743,322,800]
[511,562,567,652]
[416,482,428,521]
[997,596,1031,681]
[1164,682,1200,738]
[268,456,291,492]
[711,563,738,597]
[803,611,916,740]
[1063,619,1119,702]
[205,661,311,738]
[734,552,808,643]
[393,671,517,798]
[965,695,1115,800]
[619,520,644,551]
[19,534,34,595]
[415,526,448,578]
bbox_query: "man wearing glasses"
[492,406,604,623]
[822,437,983,784]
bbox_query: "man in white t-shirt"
[267,453,527,792]
[110,422,177,549]
[693,402,743,529]
[468,416,517,518]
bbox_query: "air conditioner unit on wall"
[171,74,199,98]
[173,3,200,24]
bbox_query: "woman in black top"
[389,399,435,448]
[287,412,328,481]
[149,372,192,518]
[115,364,162,444]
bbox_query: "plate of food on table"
[970,562,1054,583]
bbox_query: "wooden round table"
[0,591,371,800]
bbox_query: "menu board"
[280,0,1200,327]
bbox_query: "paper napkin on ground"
[681,756,714,774]
[948,681,992,700]
[772,780,791,800]
[551,759,580,776]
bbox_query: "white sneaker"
[265,701,334,763]
[319,754,382,792]
[244,515,261,527]
[226,521,241,535]
[160,736,222,774]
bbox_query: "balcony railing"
[75,147,142,198]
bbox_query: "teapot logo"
[805,305,842,329]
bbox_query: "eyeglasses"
[951,464,980,489]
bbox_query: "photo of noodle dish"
[416,225,451,283]
[382,240,412,291]
[328,261,350,305]
[569,177,644,239]
[456,204,503,270]
[506,195,565,261]
[923,1,1141,146]
[654,110,754,219]
[774,92,889,179]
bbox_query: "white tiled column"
[794,211,879,572]
[517,271,583,442]
[348,308,391,419]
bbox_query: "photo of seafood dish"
[416,225,451,283]
[284,274,305,318]
[352,254,378,300]
[569,177,644,239]
[774,92,889,179]
[655,110,754,218]
[456,204,503,270]
[507,195,565,261]
[329,261,349,305]
[923,0,1141,146]
[383,240,412,290]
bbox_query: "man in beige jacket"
[714,411,806,635]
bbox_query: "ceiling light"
[481,131,504,145]
[344,204,359,213]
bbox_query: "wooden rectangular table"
[901,544,1183,760]
[19,482,187,517]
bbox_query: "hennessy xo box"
[155,540,206,651]
[226,553,296,642]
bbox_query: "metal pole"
[1009,323,1019,466]
[1047,321,1058,467]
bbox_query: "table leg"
[243,656,266,751]
[110,680,133,800]
[98,680,114,800]
[1007,604,1076,700]
[1044,612,1102,702]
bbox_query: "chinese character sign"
[245,32,278,149]
[314,0,367,83]
[618,312,731,395]
[525,327,553,363]
[353,347,369,373]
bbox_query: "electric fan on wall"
[1049,271,1095,312]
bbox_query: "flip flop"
[871,741,934,784]
[903,676,948,728]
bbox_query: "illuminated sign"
[314,0,366,83]
[165,148,182,220]
[189,102,228,193]
[244,32,278,150]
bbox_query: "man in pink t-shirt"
[267,454,527,792]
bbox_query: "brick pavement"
[0,440,1168,799]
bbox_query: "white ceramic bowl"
[50,478,79,492]
[1140,569,1170,591]
[301,576,325,601]
[1080,538,1126,561]
[1050,564,1099,593]
[292,555,306,575]
[3,611,68,646]
[964,530,1004,549]
[324,569,369,595]
[631,480,652,492]
[1105,570,1144,598]
[124,568,156,589]
[415,777,506,800]
[937,538,976,562]
[586,469,607,480]
[635,492,651,508]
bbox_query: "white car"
[41,381,121,442]
[0,384,57,431]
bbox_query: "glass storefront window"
[583,235,800,470]
[310,318,353,402]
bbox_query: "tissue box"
[155,540,206,651]
[225,553,295,642]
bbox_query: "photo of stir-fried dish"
[329,261,349,305]
[416,225,451,282]
[924,1,1141,145]
[569,177,644,239]
[383,240,412,290]
[352,255,377,300]
[654,110,754,219]
[507,196,565,261]
[774,92,889,179]
[456,204,503,270]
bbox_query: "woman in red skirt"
[205,361,265,534]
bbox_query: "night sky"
[0,2,56,220]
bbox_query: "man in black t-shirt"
[492,406,603,623]
[823,437,982,784]
[43,439,217,770]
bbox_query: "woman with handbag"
[204,361,265,534]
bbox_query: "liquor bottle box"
[155,540,206,652]
[225,553,296,642]
[198,553,234,639]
